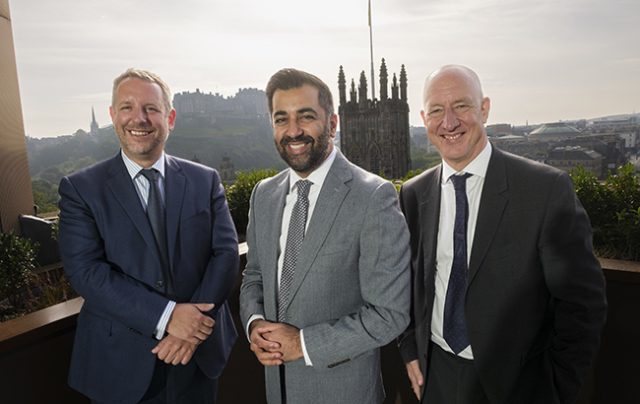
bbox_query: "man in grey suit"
[398,65,607,403]
[239,68,411,404]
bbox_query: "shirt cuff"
[154,300,176,340]
[300,329,313,366]
[246,314,265,342]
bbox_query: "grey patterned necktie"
[139,168,172,294]
[278,179,312,322]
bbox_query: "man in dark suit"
[239,68,411,403]
[59,68,239,403]
[398,65,607,404]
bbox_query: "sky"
[8,0,640,138]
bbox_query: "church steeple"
[379,58,388,100]
[399,65,408,102]
[391,73,399,100]
[349,79,357,103]
[90,107,99,135]
[358,71,368,105]
[338,66,347,105]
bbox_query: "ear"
[109,105,115,121]
[481,97,491,123]
[329,113,338,137]
[420,109,428,126]
[168,109,177,130]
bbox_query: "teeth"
[443,133,462,141]
[129,130,150,136]
[289,143,306,150]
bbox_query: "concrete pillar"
[0,0,34,233]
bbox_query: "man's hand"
[406,359,424,400]
[254,322,303,363]
[151,334,197,365]
[166,303,215,345]
[249,319,283,366]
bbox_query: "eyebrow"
[273,107,318,117]
[428,96,474,108]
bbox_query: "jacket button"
[155,280,164,289]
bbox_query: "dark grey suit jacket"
[240,151,411,404]
[398,147,606,404]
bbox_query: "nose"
[132,107,149,124]
[442,107,460,131]
[285,120,303,137]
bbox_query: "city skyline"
[9,0,640,138]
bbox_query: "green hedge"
[571,163,640,261]
[225,169,278,236]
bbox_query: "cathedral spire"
[391,73,399,100]
[350,79,357,103]
[338,66,347,105]
[400,65,408,102]
[90,106,99,135]
[358,71,368,105]
[379,59,388,100]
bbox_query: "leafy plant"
[571,163,640,261]
[0,232,38,309]
[225,169,278,236]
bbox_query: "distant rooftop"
[529,122,581,138]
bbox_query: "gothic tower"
[338,59,411,179]
[90,107,99,135]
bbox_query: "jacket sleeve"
[540,171,607,403]
[302,181,412,368]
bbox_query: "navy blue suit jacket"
[59,153,239,403]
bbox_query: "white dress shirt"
[248,147,338,366]
[431,142,492,359]
[121,150,175,340]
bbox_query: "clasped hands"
[151,303,215,366]
[249,319,303,366]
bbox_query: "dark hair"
[266,68,334,116]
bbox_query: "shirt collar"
[287,147,337,192]
[121,150,166,180]
[441,141,492,184]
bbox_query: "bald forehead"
[423,65,484,106]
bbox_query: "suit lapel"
[105,154,158,257]
[265,172,289,302]
[284,152,351,312]
[468,148,509,284]
[419,165,442,288]
[164,155,186,270]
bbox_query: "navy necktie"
[444,172,472,354]
[139,168,173,294]
[278,179,312,322]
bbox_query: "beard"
[276,123,332,175]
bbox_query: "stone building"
[546,146,603,178]
[338,59,411,179]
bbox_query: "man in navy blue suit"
[59,68,239,403]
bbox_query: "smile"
[127,129,153,137]
[286,141,311,155]
[442,132,464,142]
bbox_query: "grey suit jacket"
[398,147,607,404]
[240,151,411,404]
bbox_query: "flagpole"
[368,0,375,100]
